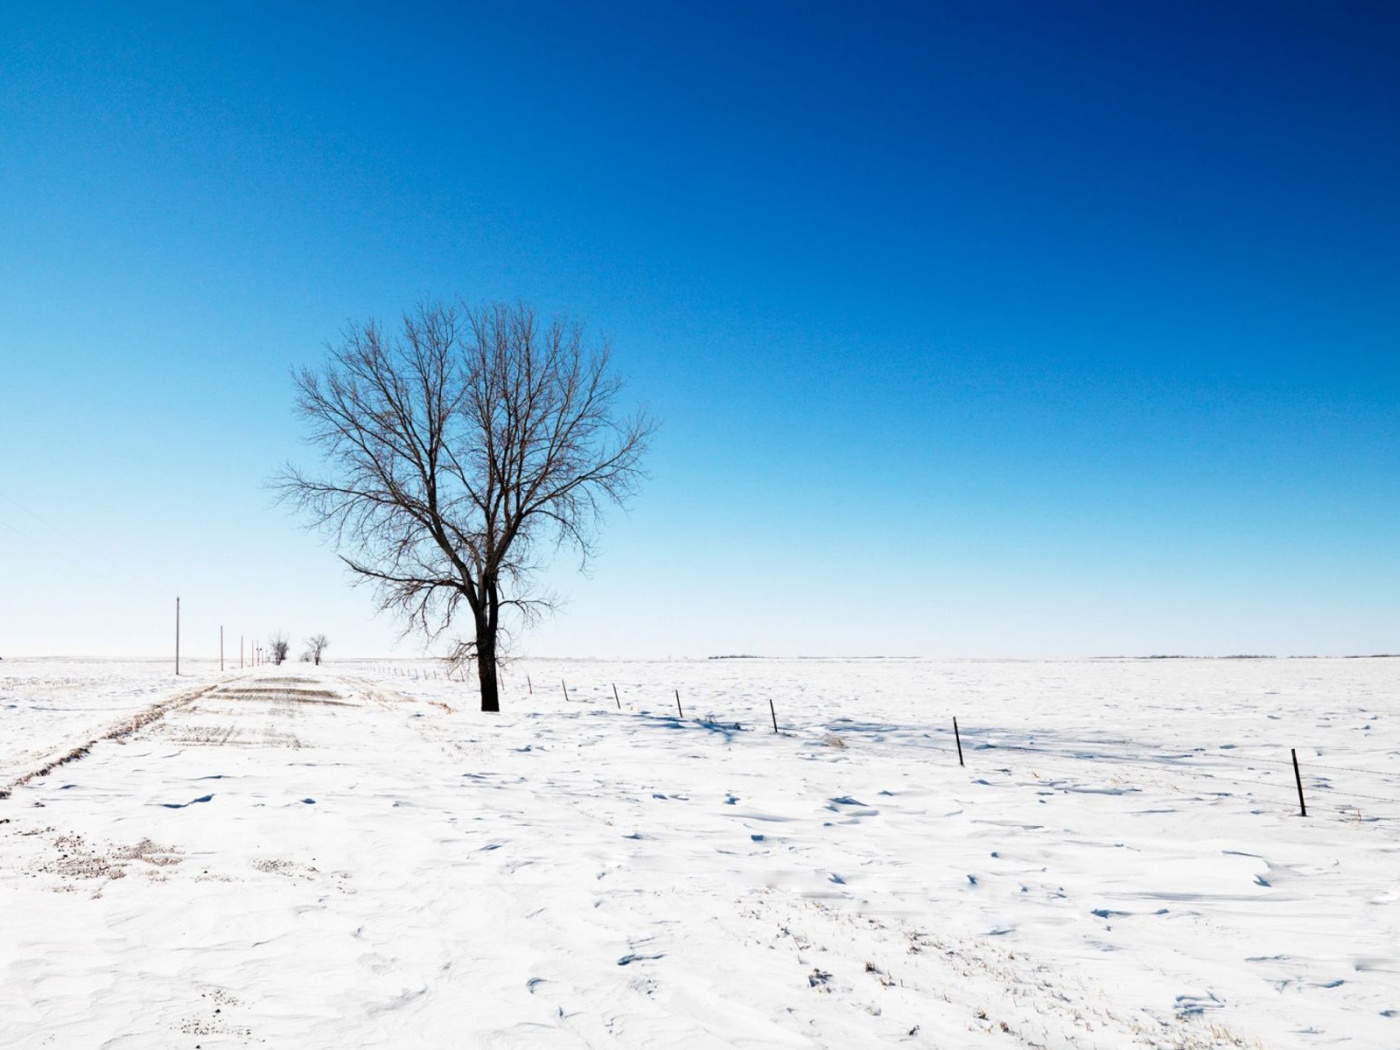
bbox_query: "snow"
[2,656,1398,1048]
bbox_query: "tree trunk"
[475,618,500,713]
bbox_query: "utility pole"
[175,596,181,676]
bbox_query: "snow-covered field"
[1,656,1397,1048]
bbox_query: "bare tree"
[275,300,653,712]
[269,632,290,666]
[305,634,330,665]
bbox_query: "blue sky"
[2,1,1398,658]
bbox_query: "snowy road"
[1,658,1397,1048]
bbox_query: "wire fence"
[337,663,1400,827]
[949,728,1400,824]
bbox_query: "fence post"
[954,717,964,767]
[769,698,778,733]
[1292,748,1307,816]
[675,688,683,718]
[612,683,621,710]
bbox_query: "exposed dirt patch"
[170,724,242,746]
[30,832,183,887]
[113,837,183,866]
[253,857,320,880]
[216,687,343,700]
[261,729,303,748]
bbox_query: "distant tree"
[275,300,653,712]
[269,632,290,666]
[305,634,330,665]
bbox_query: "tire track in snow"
[0,677,243,801]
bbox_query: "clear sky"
[2,1,1398,660]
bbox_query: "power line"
[0,487,151,591]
